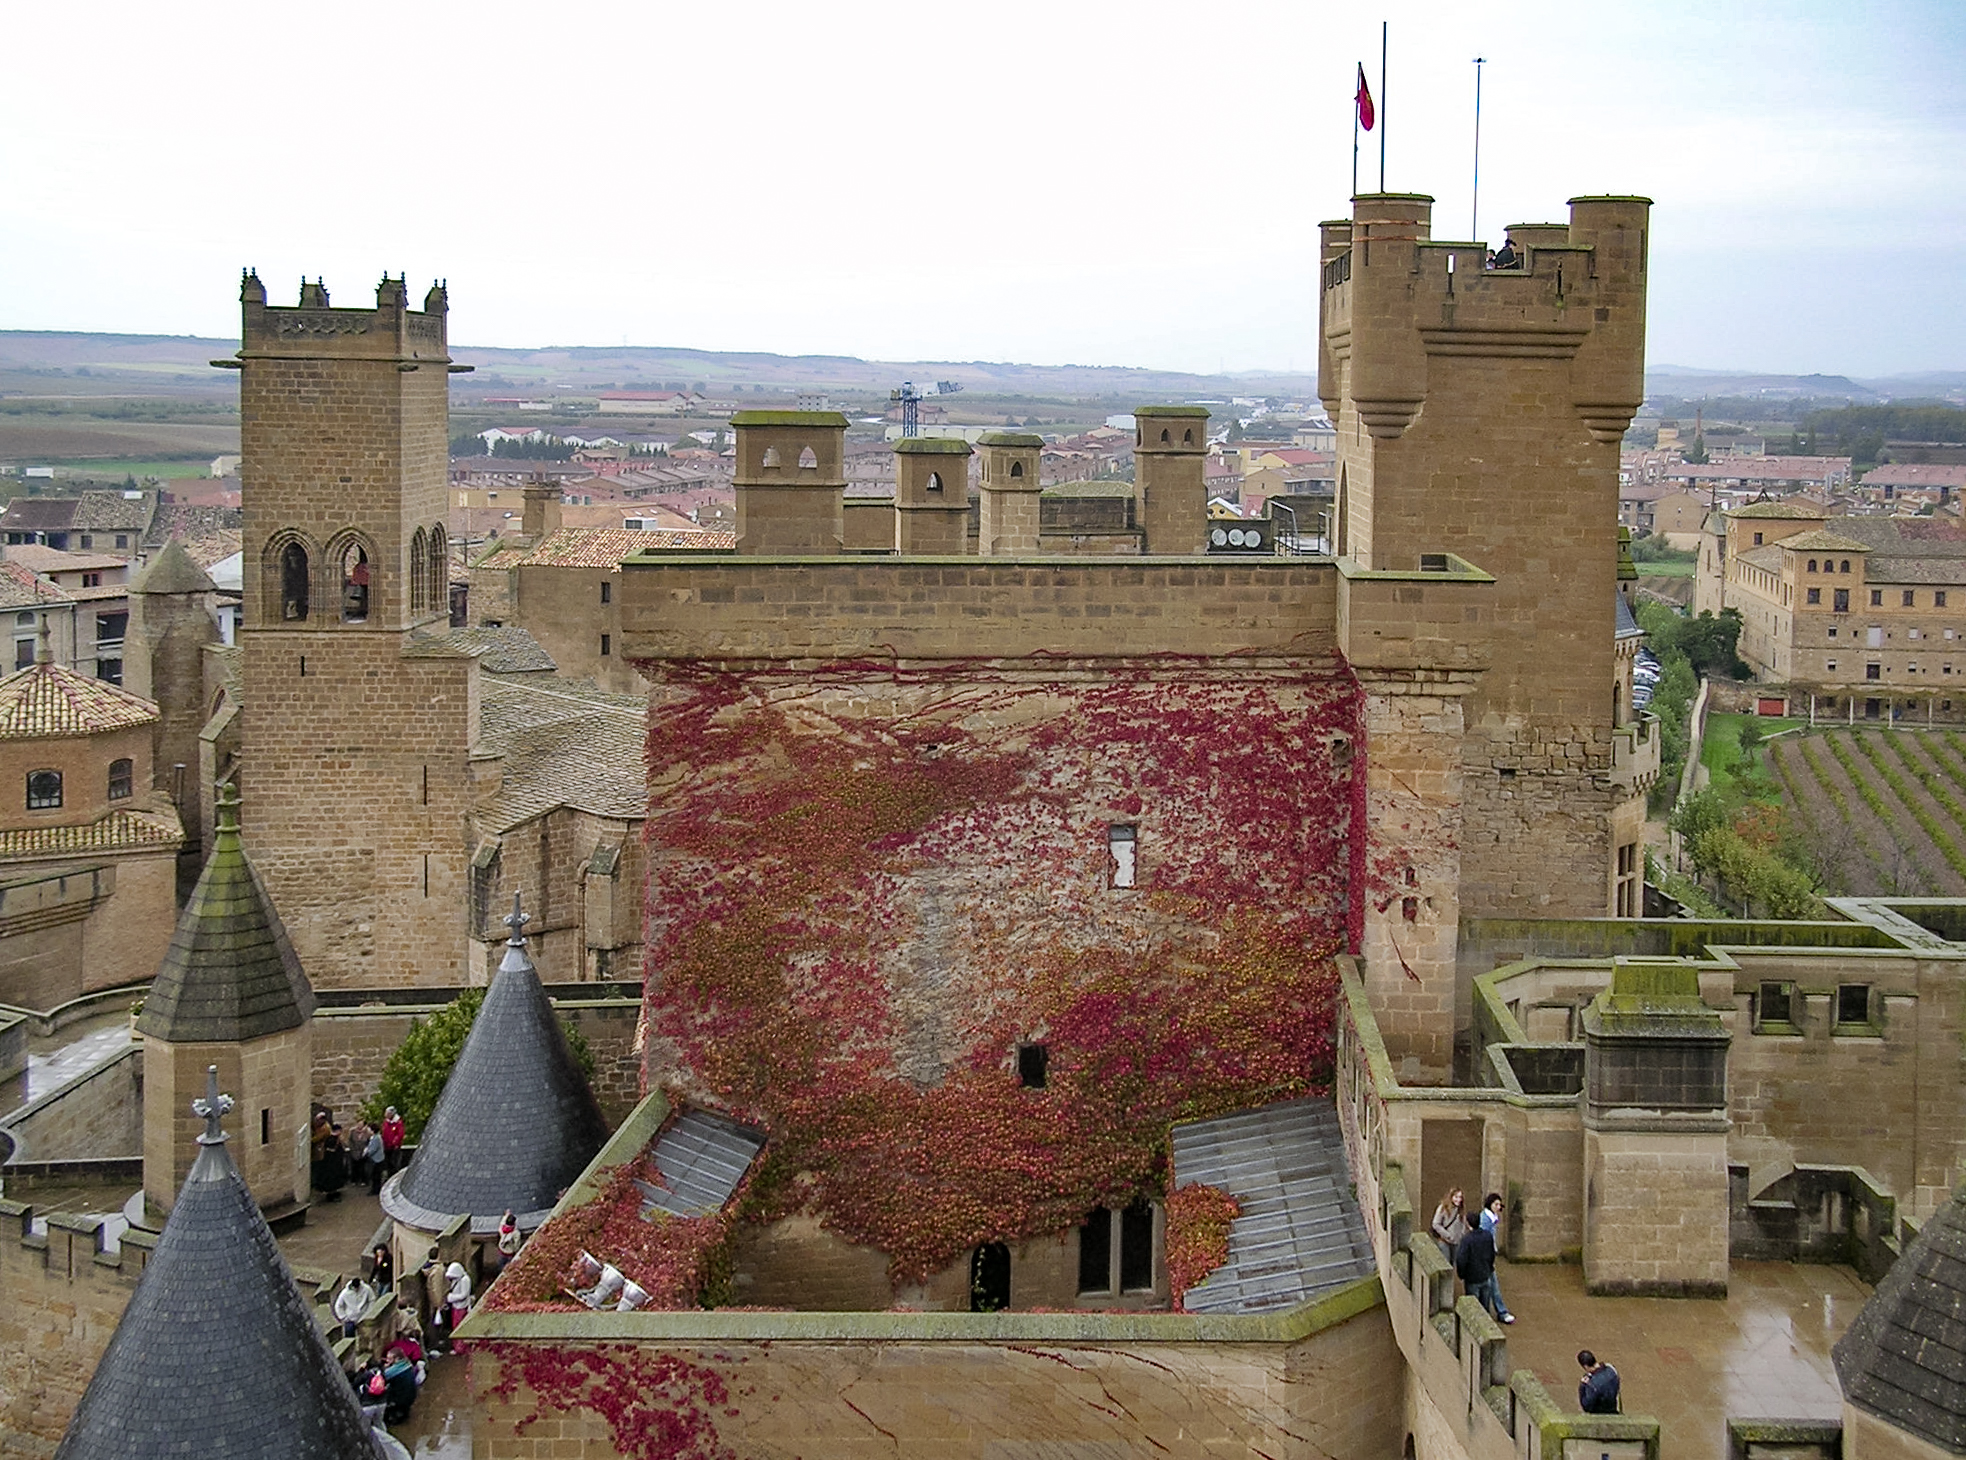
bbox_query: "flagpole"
[1352,79,1360,199]
[1472,57,1485,240]
[1379,21,1388,192]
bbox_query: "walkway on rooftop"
[1496,1257,1869,1460]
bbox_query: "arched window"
[926,471,944,493]
[1807,558,1817,573]
[427,523,448,621]
[797,445,818,469]
[1182,428,1193,445]
[1159,428,1171,444]
[339,541,370,622]
[1841,559,1851,573]
[26,769,61,810]
[108,758,133,801]
[1009,461,1024,479]
[280,542,310,621]
[761,446,781,468]
[409,528,428,615]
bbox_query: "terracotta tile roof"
[519,527,732,568]
[1860,463,1966,489]
[3,545,129,574]
[1776,529,1872,553]
[0,658,160,738]
[0,808,182,860]
[0,561,73,610]
[1726,501,1830,520]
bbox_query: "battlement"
[237,270,451,363]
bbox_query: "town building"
[1701,500,1966,720]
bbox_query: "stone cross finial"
[192,1064,234,1145]
[503,891,531,944]
[213,782,242,835]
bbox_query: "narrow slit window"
[261,1108,271,1145]
[600,633,612,657]
[1107,824,1137,888]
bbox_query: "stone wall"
[144,1027,309,1216]
[0,1206,152,1459]
[1582,1126,1730,1296]
[462,1291,1403,1460]
[0,1047,141,1163]
[510,562,640,694]
[620,556,1341,662]
[239,632,479,990]
[309,996,642,1128]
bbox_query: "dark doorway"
[1420,1117,1484,1228]
[970,1242,1010,1312]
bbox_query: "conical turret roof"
[1833,1188,1966,1454]
[56,1068,382,1460]
[384,894,608,1231]
[136,785,313,1043]
[131,538,217,596]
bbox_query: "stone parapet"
[619,554,1343,662]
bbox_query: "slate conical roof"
[130,538,217,596]
[136,785,314,1043]
[55,1068,382,1460]
[384,894,608,1232]
[1833,1188,1966,1454]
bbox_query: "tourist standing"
[1578,1351,1621,1413]
[1454,1193,1515,1324]
[495,1210,522,1272]
[1430,1187,1469,1258]
[364,1125,385,1195]
[333,1275,375,1338]
[381,1106,406,1175]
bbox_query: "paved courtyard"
[1495,1257,1869,1460]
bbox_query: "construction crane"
[890,380,964,437]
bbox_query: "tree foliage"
[361,987,596,1142]
[1638,603,1748,680]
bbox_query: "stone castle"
[3,187,1964,1460]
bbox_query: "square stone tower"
[1319,193,1650,918]
[231,272,478,988]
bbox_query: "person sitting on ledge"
[1490,235,1522,269]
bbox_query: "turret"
[892,437,972,554]
[731,411,849,554]
[974,432,1044,555]
[1133,406,1210,554]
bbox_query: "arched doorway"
[969,1243,1010,1312]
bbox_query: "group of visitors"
[1431,1187,1622,1416]
[310,1104,408,1201]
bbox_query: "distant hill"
[0,330,1320,405]
[1645,367,1879,402]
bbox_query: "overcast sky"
[3,0,1961,377]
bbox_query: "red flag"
[1355,64,1375,131]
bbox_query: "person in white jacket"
[444,1261,472,1334]
[334,1275,376,1338]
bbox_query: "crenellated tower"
[1320,193,1650,929]
[228,271,478,988]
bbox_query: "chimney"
[1133,406,1210,553]
[522,476,563,541]
[974,433,1044,555]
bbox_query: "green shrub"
[361,988,597,1141]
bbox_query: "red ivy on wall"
[640,658,1361,1286]
[1164,1181,1244,1307]
[472,1342,739,1460]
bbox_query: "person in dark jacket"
[1454,1194,1515,1323]
[1578,1351,1621,1413]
